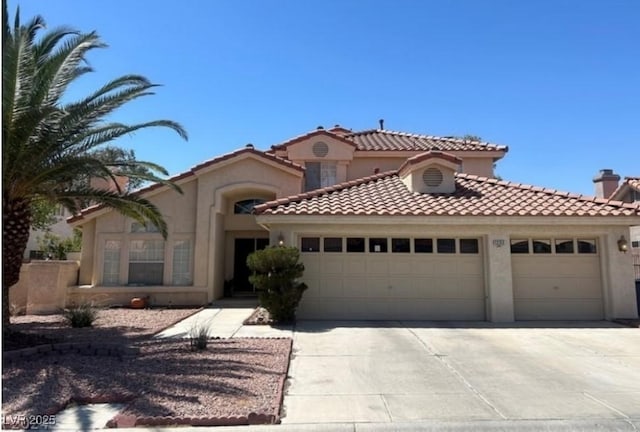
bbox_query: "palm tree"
[2,2,188,328]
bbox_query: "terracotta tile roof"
[254,172,640,218]
[609,176,640,201]
[270,127,508,153]
[346,129,508,152]
[69,147,303,223]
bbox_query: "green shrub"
[247,246,308,323]
[63,303,98,328]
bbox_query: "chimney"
[593,169,620,198]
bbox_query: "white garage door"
[297,236,485,320]
[511,238,603,320]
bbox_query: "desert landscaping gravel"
[3,309,292,425]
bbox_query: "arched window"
[233,198,267,214]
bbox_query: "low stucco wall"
[9,261,79,315]
[67,285,209,308]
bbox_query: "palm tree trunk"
[2,196,32,328]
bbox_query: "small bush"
[63,303,98,328]
[247,246,308,323]
[189,320,212,351]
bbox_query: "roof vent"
[245,143,254,149]
[422,167,443,187]
[312,141,329,157]
[378,118,384,130]
[317,125,324,130]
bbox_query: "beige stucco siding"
[461,158,495,178]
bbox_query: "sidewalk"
[154,300,293,339]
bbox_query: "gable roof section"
[270,129,357,151]
[398,150,462,176]
[254,172,640,218]
[69,147,303,224]
[610,176,640,201]
[270,128,508,153]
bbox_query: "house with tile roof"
[68,125,640,322]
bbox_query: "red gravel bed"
[3,309,293,426]
[8,308,199,346]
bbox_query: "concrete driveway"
[282,321,640,426]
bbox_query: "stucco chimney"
[593,169,620,198]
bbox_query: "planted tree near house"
[2,1,188,328]
[247,246,308,322]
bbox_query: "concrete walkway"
[154,301,293,339]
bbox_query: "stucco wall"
[9,261,79,315]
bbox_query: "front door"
[233,238,269,295]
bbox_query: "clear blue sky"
[11,0,640,195]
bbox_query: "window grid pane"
[301,237,320,252]
[437,238,456,254]
[130,240,165,261]
[172,240,192,285]
[129,239,165,285]
[324,237,342,252]
[103,240,121,285]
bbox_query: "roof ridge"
[456,172,640,210]
[270,128,357,150]
[347,129,507,150]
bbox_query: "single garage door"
[297,236,485,320]
[511,238,603,320]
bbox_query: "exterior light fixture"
[617,235,628,253]
[278,233,285,246]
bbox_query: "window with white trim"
[103,240,121,285]
[172,240,193,285]
[129,239,164,285]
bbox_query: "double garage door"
[297,236,604,321]
[298,237,486,320]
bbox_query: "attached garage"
[511,238,604,320]
[297,236,485,320]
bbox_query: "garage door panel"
[304,278,321,298]
[366,257,390,274]
[322,256,345,274]
[515,299,603,320]
[298,237,485,320]
[319,277,344,297]
[411,259,437,275]
[343,256,366,274]
[389,259,413,275]
[512,257,599,278]
[302,257,321,274]
[388,278,416,298]
[512,254,603,320]
[514,277,602,299]
[341,276,368,298]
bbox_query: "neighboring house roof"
[271,127,508,153]
[610,176,640,201]
[68,147,303,224]
[254,171,640,217]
